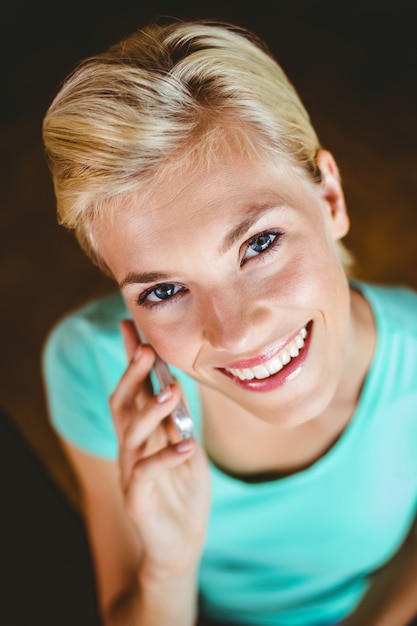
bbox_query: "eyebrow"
[119,271,172,289]
[119,203,283,289]
[220,204,281,254]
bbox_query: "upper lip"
[218,323,310,370]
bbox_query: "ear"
[316,149,350,239]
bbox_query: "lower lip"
[219,322,312,392]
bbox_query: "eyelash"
[137,283,187,308]
[239,228,285,266]
[136,228,285,308]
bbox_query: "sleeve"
[42,312,119,459]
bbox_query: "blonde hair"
[43,18,351,272]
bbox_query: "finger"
[110,346,155,439]
[120,319,141,362]
[119,421,168,491]
[164,412,181,445]
[118,385,183,488]
[122,385,181,456]
[126,438,197,498]
[123,439,196,518]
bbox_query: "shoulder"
[44,290,128,359]
[42,289,130,402]
[42,290,128,458]
[354,280,417,402]
[46,289,129,339]
[353,280,417,334]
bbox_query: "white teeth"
[241,367,255,380]
[226,325,308,381]
[280,349,291,365]
[265,358,283,375]
[288,341,300,358]
[252,364,271,379]
[295,334,305,349]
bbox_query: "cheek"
[263,248,349,338]
[131,230,348,368]
[262,241,341,309]
[141,321,197,369]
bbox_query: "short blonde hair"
[43,19,349,271]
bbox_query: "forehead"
[92,148,314,277]
[117,149,304,226]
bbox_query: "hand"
[110,319,211,580]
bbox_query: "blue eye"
[241,230,282,264]
[138,283,183,306]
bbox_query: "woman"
[42,18,417,625]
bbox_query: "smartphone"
[136,327,195,441]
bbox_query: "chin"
[233,375,337,429]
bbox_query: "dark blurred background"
[1,1,416,624]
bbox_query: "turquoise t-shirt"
[42,281,417,625]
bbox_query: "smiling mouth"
[224,325,309,381]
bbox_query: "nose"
[200,288,268,353]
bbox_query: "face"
[94,149,352,427]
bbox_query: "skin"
[63,146,417,625]
[95,148,375,474]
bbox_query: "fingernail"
[176,439,194,453]
[132,346,142,362]
[157,386,172,403]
